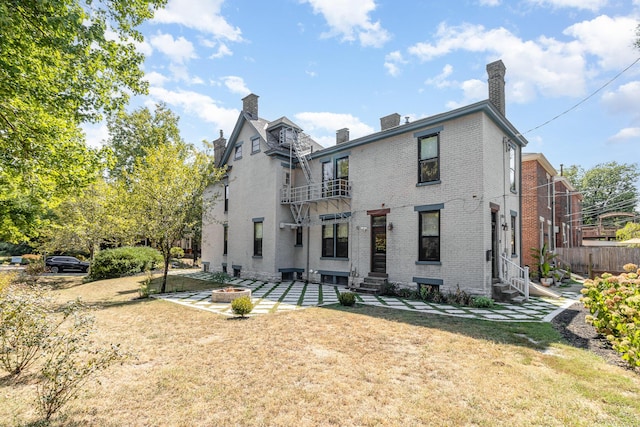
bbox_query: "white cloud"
[168,63,203,84]
[425,64,454,88]
[302,0,390,47]
[150,33,197,63]
[609,127,640,142]
[526,0,608,12]
[479,0,501,5]
[210,43,233,59]
[153,0,243,41]
[222,76,250,95]
[563,15,638,70]
[407,22,593,102]
[384,51,406,77]
[144,71,170,87]
[148,87,240,133]
[602,81,640,117]
[293,112,375,146]
[81,123,109,148]
[445,79,486,109]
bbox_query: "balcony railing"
[281,179,351,204]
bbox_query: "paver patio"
[152,271,581,322]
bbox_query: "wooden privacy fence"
[556,247,640,277]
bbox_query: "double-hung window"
[223,224,228,255]
[510,212,517,256]
[418,134,439,183]
[322,223,348,258]
[253,220,263,257]
[509,144,516,193]
[418,210,440,261]
[234,144,242,160]
[251,137,260,154]
[295,226,303,246]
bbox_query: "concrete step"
[355,286,382,295]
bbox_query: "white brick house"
[202,60,527,297]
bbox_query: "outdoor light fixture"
[388,222,394,231]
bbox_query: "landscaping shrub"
[581,263,640,367]
[0,283,53,376]
[0,279,127,422]
[338,291,356,306]
[472,296,495,308]
[170,247,185,259]
[88,246,163,281]
[211,271,231,284]
[419,284,446,303]
[380,281,398,296]
[231,295,254,317]
[36,301,127,422]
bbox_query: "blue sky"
[86,0,640,184]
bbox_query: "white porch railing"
[500,254,529,301]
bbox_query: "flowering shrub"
[581,263,640,367]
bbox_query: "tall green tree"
[616,222,640,242]
[126,142,224,292]
[565,162,640,225]
[105,103,183,180]
[42,178,136,259]
[0,0,164,242]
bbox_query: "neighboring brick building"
[554,176,583,249]
[202,60,528,297]
[521,153,582,269]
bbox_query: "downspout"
[519,145,523,268]
[551,177,556,252]
[305,225,310,283]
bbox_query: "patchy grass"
[2,275,639,426]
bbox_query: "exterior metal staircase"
[279,127,351,226]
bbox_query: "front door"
[491,211,499,280]
[371,215,387,275]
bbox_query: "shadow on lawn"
[322,303,563,352]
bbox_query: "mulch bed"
[551,301,638,373]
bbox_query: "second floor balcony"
[281,178,352,204]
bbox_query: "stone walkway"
[152,271,581,322]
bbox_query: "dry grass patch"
[1,275,640,426]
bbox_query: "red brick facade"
[522,154,583,269]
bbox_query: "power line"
[519,56,640,136]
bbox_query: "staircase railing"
[500,254,529,301]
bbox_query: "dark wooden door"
[371,215,387,274]
[491,211,499,279]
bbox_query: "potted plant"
[531,244,557,287]
[540,261,554,287]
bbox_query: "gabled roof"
[522,152,557,177]
[219,112,314,166]
[266,116,301,132]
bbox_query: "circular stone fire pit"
[211,287,251,303]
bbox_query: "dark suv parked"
[45,256,90,273]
